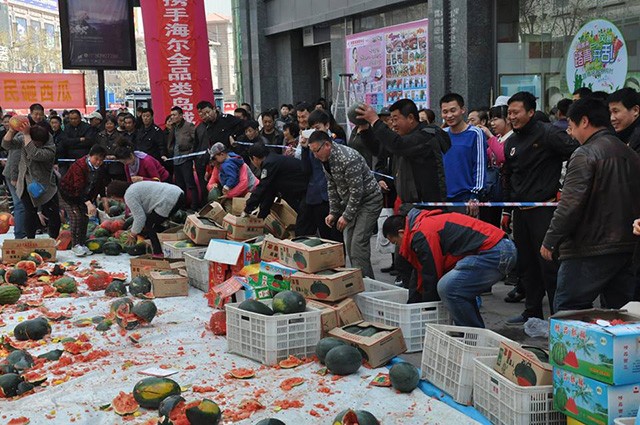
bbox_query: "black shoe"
[389,270,399,276]
[381,265,395,273]
[504,288,525,303]
[504,274,519,286]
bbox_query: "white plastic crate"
[473,356,565,425]
[162,240,201,259]
[421,324,513,405]
[225,299,321,365]
[354,290,451,352]
[363,277,409,297]
[614,419,635,425]
[183,248,209,292]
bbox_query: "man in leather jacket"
[503,91,579,325]
[542,97,640,312]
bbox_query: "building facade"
[235,0,640,118]
[207,13,237,103]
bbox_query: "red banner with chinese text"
[0,73,86,109]
[140,0,215,126]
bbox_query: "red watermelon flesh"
[563,351,579,368]
[565,397,578,415]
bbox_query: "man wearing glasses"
[307,130,382,278]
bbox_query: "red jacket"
[124,153,169,183]
[59,155,110,204]
[400,209,504,301]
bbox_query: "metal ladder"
[332,73,355,140]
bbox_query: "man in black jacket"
[195,101,244,207]
[608,88,640,154]
[58,109,92,175]
[542,97,640,312]
[135,108,166,162]
[243,142,307,230]
[503,91,579,325]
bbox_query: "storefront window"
[497,0,640,111]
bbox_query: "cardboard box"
[494,342,552,386]
[261,234,280,261]
[306,300,340,336]
[290,268,364,302]
[328,320,407,368]
[130,255,185,278]
[204,239,256,287]
[257,261,297,292]
[275,237,345,273]
[334,298,363,325]
[222,214,264,241]
[149,271,189,297]
[198,202,227,226]
[264,212,291,239]
[550,304,640,385]
[241,237,263,264]
[270,199,297,229]
[231,195,250,215]
[183,214,227,245]
[2,238,57,263]
[553,367,640,425]
[157,225,187,243]
[207,276,247,308]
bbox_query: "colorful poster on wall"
[346,19,428,112]
[566,19,627,93]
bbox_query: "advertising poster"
[566,19,627,93]
[58,0,136,70]
[346,19,428,112]
[140,0,215,125]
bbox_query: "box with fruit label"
[550,305,640,385]
[553,367,640,425]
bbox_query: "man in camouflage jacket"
[307,130,382,278]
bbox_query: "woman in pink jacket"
[114,140,170,183]
[207,142,259,199]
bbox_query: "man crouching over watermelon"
[106,180,184,256]
[383,209,516,327]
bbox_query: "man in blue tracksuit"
[440,93,487,216]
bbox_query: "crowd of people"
[1,84,640,329]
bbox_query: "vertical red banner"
[140,0,215,126]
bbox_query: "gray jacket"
[323,142,381,222]
[167,119,196,166]
[2,134,57,207]
[2,132,22,183]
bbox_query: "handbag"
[376,207,396,254]
[26,167,53,199]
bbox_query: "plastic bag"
[376,208,395,254]
[524,317,549,338]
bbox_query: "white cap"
[86,111,103,120]
[493,96,510,107]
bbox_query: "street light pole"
[97,69,106,113]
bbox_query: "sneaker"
[394,277,404,287]
[506,314,528,326]
[72,244,88,257]
[82,246,93,256]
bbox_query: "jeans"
[343,194,382,278]
[6,180,26,238]
[143,193,185,254]
[555,253,635,312]
[437,238,517,328]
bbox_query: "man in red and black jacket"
[383,209,517,328]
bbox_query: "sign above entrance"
[566,19,627,93]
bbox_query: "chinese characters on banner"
[566,19,627,93]
[345,19,429,112]
[0,73,85,109]
[140,0,215,125]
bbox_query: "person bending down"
[383,209,517,328]
[106,180,184,256]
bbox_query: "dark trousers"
[22,191,61,239]
[61,199,88,247]
[513,207,558,319]
[173,161,199,210]
[555,253,635,312]
[195,161,208,208]
[143,193,184,254]
[296,199,343,243]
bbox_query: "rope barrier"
[414,202,558,207]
